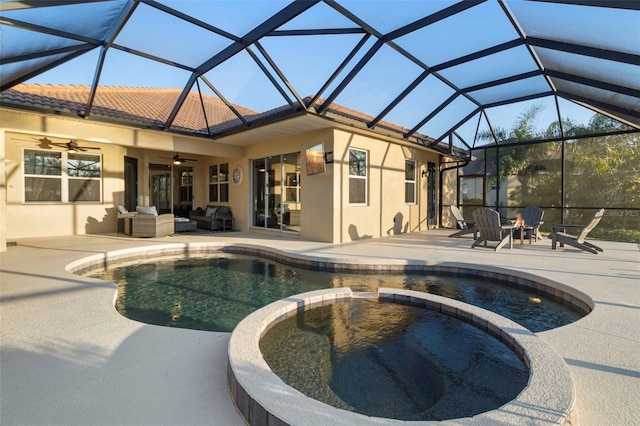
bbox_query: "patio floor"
[1,230,638,425]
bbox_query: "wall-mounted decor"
[232,165,243,185]
[306,143,326,175]
[324,151,333,164]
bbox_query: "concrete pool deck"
[1,230,638,425]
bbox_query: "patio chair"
[515,206,544,243]
[131,212,175,238]
[448,205,477,238]
[551,208,605,254]
[471,207,515,251]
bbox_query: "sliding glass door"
[149,163,171,214]
[252,152,300,232]
[149,163,194,216]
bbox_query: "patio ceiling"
[1,0,639,155]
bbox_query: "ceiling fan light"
[66,140,78,153]
[172,153,187,165]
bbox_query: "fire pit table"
[513,225,535,244]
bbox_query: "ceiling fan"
[161,153,198,165]
[62,140,100,153]
[34,137,100,153]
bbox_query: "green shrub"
[590,228,640,243]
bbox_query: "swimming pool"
[89,251,585,332]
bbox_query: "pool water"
[90,253,583,332]
[260,298,529,421]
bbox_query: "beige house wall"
[333,129,440,243]
[0,130,6,252]
[1,108,454,250]
[0,108,243,247]
[243,128,441,243]
[243,128,334,242]
[4,130,126,237]
[441,168,459,228]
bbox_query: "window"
[285,172,300,202]
[179,169,193,203]
[209,163,229,203]
[67,153,101,201]
[24,149,101,202]
[348,148,367,205]
[405,160,416,204]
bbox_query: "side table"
[218,217,234,231]
[117,212,137,236]
[502,224,516,249]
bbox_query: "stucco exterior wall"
[333,129,439,243]
[244,128,334,242]
[4,130,124,238]
[1,108,450,248]
[0,109,243,244]
[241,128,441,243]
[441,168,459,228]
[0,130,6,252]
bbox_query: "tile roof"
[307,97,434,144]
[0,84,257,135]
[1,84,435,146]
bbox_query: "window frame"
[209,163,229,203]
[348,148,368,206]
[405,159,417,205]
[23,149,102,203]
[179,169,194,203]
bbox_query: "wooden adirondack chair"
[471,207,515,251]
[448,205,477,238]
[551,208,605,254]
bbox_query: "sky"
[7,0,624,145]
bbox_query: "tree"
[564,116,639,210]
[471,106,639,240]
[477,105,640,206]
[477,104,561,206]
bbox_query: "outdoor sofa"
[117,205,174,237]
[189,205,234,231]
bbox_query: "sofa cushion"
[136,205,158,216]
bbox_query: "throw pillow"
[117,205,128,214]
[205,207,217,218]
[136,205,158,216]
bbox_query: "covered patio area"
[1,231,638,425]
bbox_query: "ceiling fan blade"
[33,137,54,149]
[63,140,101,152]
[27,137,100,151]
